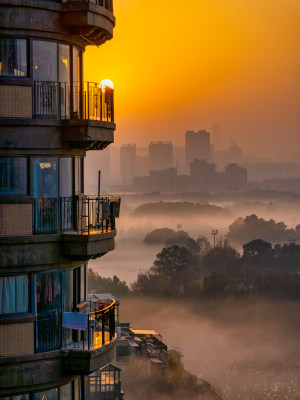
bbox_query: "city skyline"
[85,0,300,157]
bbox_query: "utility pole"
[212,229,218,248]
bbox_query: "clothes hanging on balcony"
[62,312,88,331]
[102,200,110,220]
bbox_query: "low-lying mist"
[90,194,300,283]
[119,297,300,400]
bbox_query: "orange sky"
[85,0,300,157]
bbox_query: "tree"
[196,236,211,257]
[226,214,295,245]
[144,228,189,244]
[88,268,130,297]
[201,241,240,274]
[150,246,200,295]
[242,239,274,268]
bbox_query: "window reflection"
[75,157,83,193]
[0,157,27,195]
[59,158,72,197]
[0,38,27,76]
[33,158,58,199]
[33,41,58,82]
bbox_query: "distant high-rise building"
[225,163,247,190]
[120,144,136,184]
[212,124,221,150]
[85,147,111,193]
[149,141,173,171]
[190,158,216,191]
[185,130,210,167]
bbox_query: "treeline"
[88,238,300,300]
[132,239,300,299]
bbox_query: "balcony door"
[33,158,59,233]
[36,271,62,352]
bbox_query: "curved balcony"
[0,0,115,47]
[0,81,115,151]
[0,298,117,390]
[0,195,121,268]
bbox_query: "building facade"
[148,141,173,171]
[0,0,122,398]
[120,144,136,185]
[185,130,211,167]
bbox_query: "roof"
[131,329,158,336]
[88,293,120,304]
[128,340,139,347]
[150,358,164,364]
[168,346,183,354]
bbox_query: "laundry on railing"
[102,200,110,220]
[62,312,88,331]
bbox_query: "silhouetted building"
[212,123,221,150]
[185,130,210,167]
[225,163,247,190]
[149,141,173,171]
[190,159,216,191]
[120,144,136,184]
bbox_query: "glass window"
[36,271,62,314]
[33,158,58,199]
[75,157,83,193]
[59,158,72,197]
[59,44,70,118]
[74,265,86,305]
[80,265,85,302]
[73,47,81,114]
[35,388,59,400]
[0,157,27,195]
[62,270,73,312]
[0,275,29,314]
[0,38,27,76]
[60,383,72,400]
[33,40,57,82]
[59,44,70,83]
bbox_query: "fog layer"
[120,297,300,400]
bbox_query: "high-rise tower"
[0,0,122,397]
[185,130,210,167]
[149,141,173,171]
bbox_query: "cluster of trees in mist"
[132,201,228,217]
[89,233,300,299]
[226,214,300,245]
[131,240,300,299]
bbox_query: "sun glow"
[100,79,114,89]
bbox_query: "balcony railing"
[35,299,116,353]
[33,81,114,122]
[36,310,62,353]
[64,0,113,13]
[33,195,120,235]
[64,299,116,350]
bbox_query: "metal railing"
[65,0,113,13]
[33,196,120,235]
[33,81,114,122]
[64,299,116,350]
[35,300,115,353]
[36,310,62,353]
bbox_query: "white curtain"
[0,275,28,314]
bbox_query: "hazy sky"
[85,0,300,157]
